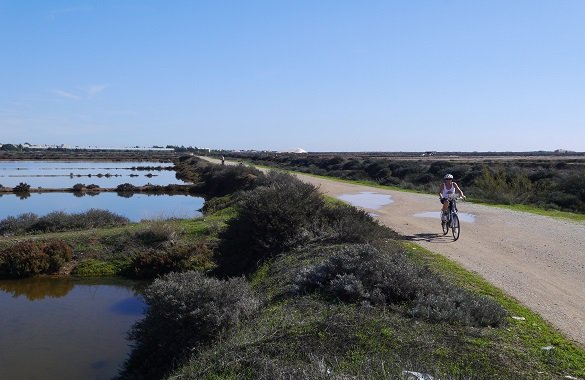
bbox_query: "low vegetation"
[124,158,585,379]
[0,239,73,277]
[0,209,130,236]
[221,152,585,214]
[1,156,583,379]
[118,271,259,380]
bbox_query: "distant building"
[280,148,308,154]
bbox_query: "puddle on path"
[337,192,393,209]
[414,211,477,223]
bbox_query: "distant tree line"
[223,153,585,214]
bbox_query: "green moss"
[72,259,126,276]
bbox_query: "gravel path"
[295,174,585,347]
[202,158,585,346]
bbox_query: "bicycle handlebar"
[446,194,465,201]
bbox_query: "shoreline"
[0,184,199,195]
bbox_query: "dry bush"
[0,239,73,277]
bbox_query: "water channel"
[0,277,145,380]
[0,160,202,379]
[0,161,204,221]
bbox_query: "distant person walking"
[220,155,225,165]
[439,174,465,222]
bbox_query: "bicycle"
[441,194,464,241]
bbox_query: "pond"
[0,160,185,188]
[0,277,146,380]
[0,161,204,222]
[0,192,204,222]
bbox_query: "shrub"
[134,220,181,247]
[42,239,74,272]
[130,249,188,278]
[197,163,264,197]
[215,171,325,276]
[0,240,48,277]
[0,239,73,277]
[0,209,129,235]
[318,204,396,243]
[294,244,507,327]
[78,209,129,228]
[116,183,138,193]
[412,289,508,327]
[119,271,259,380]
[14,182,31,193]
[30,211,70,232]
[72,183,85,192]
[0,213,38,236]
[129,241,213,278]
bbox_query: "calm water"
[0,161,203,221]
[0,277,146,380]
[0,160,185,188]
[0,192,204,222]
[337,192,394,209]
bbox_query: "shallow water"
[337,192,393,209]
[0,160,184,188]
[0,191,203,222]
[0,277,145,380]
[414,211,477,223]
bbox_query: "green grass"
[72,259,128,276]
[179,206,236,238]
[491,203,585,222]
[402,241,585,377]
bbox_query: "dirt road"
[203,158,585,346]
[296,174,585,347]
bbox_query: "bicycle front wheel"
[442,219,449,235]
[451,214,460,241]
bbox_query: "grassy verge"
[403,241,585,377]
[0,208,236,279]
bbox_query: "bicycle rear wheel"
[451,214,460,241]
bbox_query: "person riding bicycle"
[439,174,465,222]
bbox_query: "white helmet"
[444,174,454,180]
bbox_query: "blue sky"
[1,1,584,152]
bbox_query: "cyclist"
[439,174,465,222]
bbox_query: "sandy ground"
[204,158,585,347]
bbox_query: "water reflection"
[0,277,146,380]
[337,192,393,209]
[0,161,184,188]
[0,192,204,222]
[110,297,147,316]
[0,277,76,300]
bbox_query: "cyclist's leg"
[440,198,448,221]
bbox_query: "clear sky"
[1,1,584,152]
